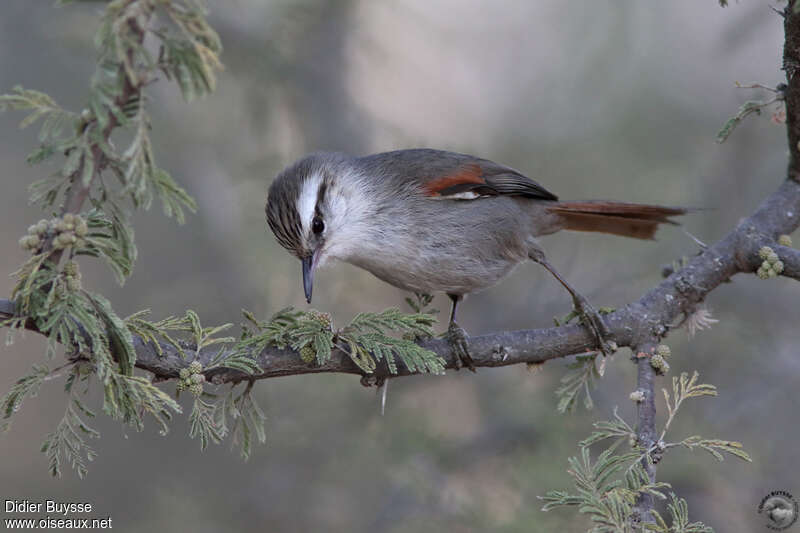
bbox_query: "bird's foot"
[446,321,475,372]
[571,295,617,357]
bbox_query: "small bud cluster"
[62,260,82,293]
[176,360,206,396]
[18,219,49,251]
[52,213,89,250]
[650,354,670,374]
[629,390,645,403]
[299,344,315,363]
[756,246,784,279]
[18,214,88,252]
[307,310,332,329]
[778,234,793,247]
[649,344,671,374]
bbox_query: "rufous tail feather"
[547,201,688,240]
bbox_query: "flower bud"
[75,218,88,237]
[63,260,79,277]
[299,344,315,363]
[650,353,670,374]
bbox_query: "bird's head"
[266,152,370,303]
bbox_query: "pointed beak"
[302,253,316,303]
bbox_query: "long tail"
[546,201,688,240]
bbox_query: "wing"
[358,149,558,201]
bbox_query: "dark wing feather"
[473,163,558,200]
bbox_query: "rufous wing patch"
[423,164,485,197]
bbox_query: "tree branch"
[47,1,150,267]
[784,0,800,180]
[632,340,658,524]
[2,177,799,384]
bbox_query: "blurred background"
[0,1,797,531]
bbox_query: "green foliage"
[188,381,267,459]
[103,372,179,433]
[545,371,750,531]
[659,372,751,463]
[673,436,751,462]
[556,353,603,413]
[0,86,77,143]
[127,308,261,374]
[540,446,668,532]
[580,407,636,449]
[116,107,197,223]
[215,382,267,460]
[205,349,263,375]
[189,395,224,451]
[79,206,137,284]
[405,292,438,315]
[86,292,136,376]
[237,308,335,365]
[660,372,716,437]
[185,310,235,358]
[181,310,265,373]
[716,101,764,143]
[0,0,222,477]
[0,365,49,428]
[157,1,223,101]
[125,309,192,357]
[648,493,713,533]
[338,309,443,374]
[237,307,309,356]
[235,307,444,375]
[41,398,99,479]
[716,83,784,144]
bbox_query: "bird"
[762,496,796,527]
[265,149,687,370]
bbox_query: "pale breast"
[343,196,533,295]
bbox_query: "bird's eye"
[311,216,324,234]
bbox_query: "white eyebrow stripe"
[297,172,322,233]
[429,191,481,200]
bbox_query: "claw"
[447,321,475,372]
[571,295,616,356]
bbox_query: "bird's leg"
[446,293,475,372]
[530,255,616,356]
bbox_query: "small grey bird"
[266,149,686,370]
